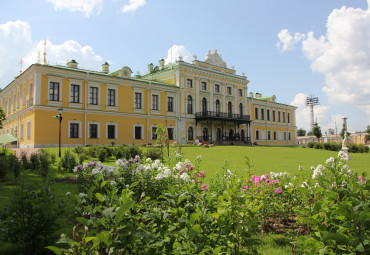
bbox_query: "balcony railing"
[195,111,251,122]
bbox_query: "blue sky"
[1,0,369,133]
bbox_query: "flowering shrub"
[48,151,369,254]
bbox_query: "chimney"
[101,62,110,73]
[148,63,153,73]
[67,59,78,68]
[159,59,165,70]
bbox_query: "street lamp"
[56,107,63,157]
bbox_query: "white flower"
[155,173,165,180]
[184,159,191,164]
[152,163,159,169]
[326,157,335,165]
[315,183,320,188]
[136,165,144,172]
[73,166,78,173]
[154,159,161,165]
[81,199,87,204]
[298,165,303,171]
[312,165,324,179]
[116,159,129,168]
[145,158,152,163]
[180,172,190,182]
[301,181,309,188]
[79,193,87,198]
[66,192,71,196]
[163,167,172,177]
[196,155,202,160]
[175,162,186,171]
[83,163,89,169]
[144,165,152,172]
[92,169,99,175]
[111,180,117,186]
[125,184,129,188]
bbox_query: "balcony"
[195,111,251,124]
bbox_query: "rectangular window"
[89,124,98,138]
[20,123,24,139]
[152,127,157,140]
[283,112,286,123]
[152,94,159,110]
[273,131,277,140]
[238,89,243,97]
[29,83,33,106]
[89,87,98,105]
[70,84,80,103]
[49,82,60,101]
[215,84,220,93]
[288,113,291,123]
[22,86,26,106]
[284,132,287,140]
[255,107,259,120]
[288,132,291,140]
[273,110,276,121]
[268,131,271,140]
[108,89,116,106]
[107,125,115,139]
[256,130,260,140]
[135,92,142,109]
[227,87,232,95]
[278,111,281,122]
[135,126,142,139]
[168,128,174,140]
[27,122,31,139]
[261,108,265,120]
[201,81,207,90]
[167,96,174,112]
[186,79,193,88]
[267,109,270,121]
[70,123,79,138]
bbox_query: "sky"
[0,0,369,134]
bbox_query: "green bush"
[307,142,314,148]
[96,146,108,162]
[146,147,162,160]
[127,144,142,159]
[38,149,52,177]
[86,146,98,158]
[20,151,31,169]
[313,142,322,149]
[0,184,64,255]
[114,145,128,159]
[0,150,7,179]
[60,150,77,172]
[29,152,39,170]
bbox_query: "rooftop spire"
[43,39,47,65]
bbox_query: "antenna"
[305,94,319,131]
[43,39,47,65]
[19,58,23,74]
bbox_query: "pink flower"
[241,186,249,190]
[264,174,269,179]
[358,176,366,184]
[275,187,283,194]
[266,179,271,185]
[272,179,279,184]
[202,184,208,191]
[240,205,244,208]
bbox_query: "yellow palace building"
[0,50,297,148]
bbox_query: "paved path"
[10,148,40,159]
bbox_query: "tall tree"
[340,124,350,138]
[365,125,370,142]
[328,128,335,135]
[297,128,306,136]
[0,108,5,129]
[312,122,322,140]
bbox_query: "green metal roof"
[0,134,17,144]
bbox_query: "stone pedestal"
[340,147,351,160]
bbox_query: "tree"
[365,125,370,142]
[0,108,5,129]
[297,128,306,136]
[328,128,335,135]
[307,131,313,136]
[312,122,322,140]
[340,124,350,139]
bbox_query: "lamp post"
[57,107,63,157]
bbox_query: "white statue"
[342,132,348,149]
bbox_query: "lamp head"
[58,107,63,115]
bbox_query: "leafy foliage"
[312,122,322,139]
[297,128,306,136]
[61,150,77,172]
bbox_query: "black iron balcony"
[195,111,251,122]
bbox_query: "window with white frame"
[255,107,259,119]
[188,126,194,140]
[201,81,207,90]
[283,112,286,123]
[187,95,193,114]
[17,91,20,109]
[272,110,276,121]
[215,84,220,93]
[70,123,79,138]
[288,112,291,123]
[107,123,117,139]
[152,126,157,140]
[22,86,26,106]
[89,87,98,105]
[134,125,143,139]
[284,132,287,140]
[267,109,270,121]
[13,94,16,112]
[186,79,193,88]
[70,84,80,103]
[256,129,260,140]
[49,82,60,101]
[238,89,243,97]
[29,83,33,106]
[152,94,159,110]
[135,92,142,109]
[261,108,265,120]
[273,131,277,140]
[20,122,24,139]
[107,88,116,106]
[288,132,291,141]
[167,96,174,112]
[278,111,281,122]
[227,87,232,95]
[89,123,99,138]
[268,131,271,140]
[167,127,174,140]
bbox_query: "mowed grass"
[175,146,370,180]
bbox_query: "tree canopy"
[0,108,6,129]
[297,128,306,136]
[312,122,322,139]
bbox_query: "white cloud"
[122,0,146,13]
[0,20,104,88]
[281,4,370,129]
[276,29,305,52]
[165,45,193,64]
[46,0,104,17]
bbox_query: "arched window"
[216,128,222,140]
[202,127,208,141]
[229,129,234,138]
[188,126,194,140]
[239,103,243,116]
[202,98,207,114]
[215,100,220,115]
[228,101,232,117]
[187,95,193,114]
